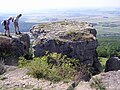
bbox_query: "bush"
[27,57,49,79]
[27,52,81,82]
[18,57,28,67]
[98,57,107,72]
[19,52,90,82]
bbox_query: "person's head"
[8,16,12,20]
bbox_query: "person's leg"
[14,22,18,34]
[8,29,10,36]
[7,26,12,37]
[17,23,21,34]
[15,26,18,34]
[4,29,7,36]
[4,26,7,36]
[18,26,21,34]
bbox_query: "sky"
[0,0,120,13]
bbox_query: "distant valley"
[0,8,120,35]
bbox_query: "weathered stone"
[0,68,73,90]
[31,20,102,76]
[90,70,120,90]
[105,57,120,72]
[13,34,30,55]
[0,34,30,65]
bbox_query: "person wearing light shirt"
[12,14,22,35]
[1,17,12,37]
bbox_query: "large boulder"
[12,33,30,55]
[30,20,102,75]
[105,57,120,72]
[0,34,30,65]
[90,70,120,90]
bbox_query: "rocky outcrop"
[0,34,30,65]
[30,20,102,75]
[0,68,73,90]
[90,70,120,90]
[105,57,120,72]
[13,33,30,55]
[74,81,95,90]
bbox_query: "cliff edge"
[30,20,102,75]
[0,34,30,65]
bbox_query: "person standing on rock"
[1,17,13,37]
[12,14,22,35]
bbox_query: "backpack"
[2,20,7,26]
[12,17,14,22]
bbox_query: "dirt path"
[0,67,95,90]
[0,68,72,90]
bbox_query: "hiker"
[12,14,22,35]
[1,17,12,37]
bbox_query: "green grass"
[98,57,107,71]
[99,58,107,66]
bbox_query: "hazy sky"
[0,0,120,13]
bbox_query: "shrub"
[98,57,107,71]
[27,57,49,79]
[18,57,29,68]
[19,52,90,82]
[27,52,81,82]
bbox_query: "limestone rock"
[105,57,120,72]
[30,20,102,75]
[0,68,73,90]
[90,70,120,90]
[0,34,30,65]
[13,33,30,55]
[74,81,95,90]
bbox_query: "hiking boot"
[18,31,22,34]
[15,32,18,35]
[8,35,12,38]
[4,34,7,36]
